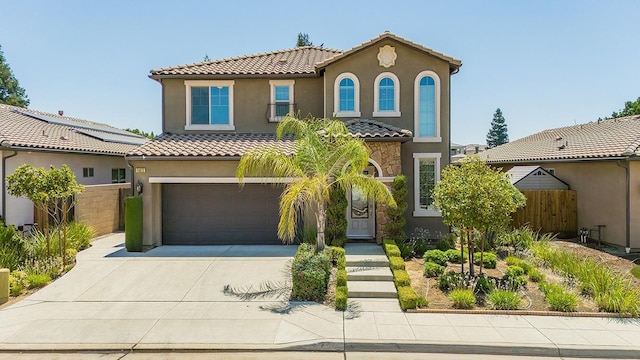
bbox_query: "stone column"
[367,142,402,244]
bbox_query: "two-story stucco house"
[127,32,461,247]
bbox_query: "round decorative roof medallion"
[377,45,397,68]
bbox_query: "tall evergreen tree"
[486,108,509,148]
[296,33,312,47]
[0,44,29,107]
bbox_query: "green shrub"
[396,242,413,259]
[538,281,564,296]
[66,222,96,250]
[384,243,401,258]
[445,249,467,264]
[547,291,578,312]
[64,248,77,265]
[25,273,51,289]
[326,185,348,247]
[329,246,346,269]
[21,257,62,279]
[505,256,521,266]
[473,252,496,269]
[125,196,143,252]
[291,244,331,302]
[0,224,25,270]
[528,268,545,282]
[416,295,429,308]
[397,286,417,310]
[413,239,430,258]
[496,227,536,254]
[504,265,525,278]
[436,233,457,251]
[438,271,471,292]
[424,261,445,278]
[383,175,408,244]
[424,249,448,266]
[518,262,533,274]
[449,289,475,309]
[487,290,522,310]
[389,256,405,270]
[9,270,26,297]
[631,265,640,279]
[474,275,495,296]
[336,269,347,287]
[503,266,527,290]
[383,239,396,246]
[335,286,348,311]
[393,269,411,287]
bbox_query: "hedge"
[125,196,143,252]
[397,286,417,310]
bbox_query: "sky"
[1,0,639,145]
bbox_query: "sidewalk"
[0,235,638,358]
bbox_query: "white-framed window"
[184,80,235,130]
[269,80,295,122]
[414,71,441,142]
[82,167,94,178]
[413,153,441,217]
[334,72,361,118]
[373,72,400,117]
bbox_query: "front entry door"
[346,166,376,239]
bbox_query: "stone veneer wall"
[75,183,130,237]
[367,142,402,243]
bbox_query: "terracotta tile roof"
[315,32,462,72]
[479,115,640,163]
[150,46,341,77]
[0,104,147,155]
[345,119,412,139]
[128,120,412,157]
[127,133,296,157]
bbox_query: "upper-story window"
[269,80,295,122]
[414,71,441,142]
[185,80,235,130]
[373,72,401,117]
[334,72,361,117]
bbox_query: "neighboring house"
[451,142,465,156]
[0,104,148,233]
[506,165,568,191]
[128,32,462,246]
[464,143,487,155]
[480,115,640,253]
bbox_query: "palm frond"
[222,280,292,301]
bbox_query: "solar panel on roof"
[13,109,143,138]
[76,129,148,145]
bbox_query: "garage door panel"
[162,184,282,245]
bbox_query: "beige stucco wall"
[502,161,639,249]
[2,150,129,228]
[76,184,130,236]
[161,77,324,134]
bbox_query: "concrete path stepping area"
[345,243,397,299]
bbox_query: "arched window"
[374,72,400,117]
[334,73,361,117]
[414,71,441,142]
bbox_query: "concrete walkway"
[0,235,639,358]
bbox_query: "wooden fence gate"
[512,190,577,237]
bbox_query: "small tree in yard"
[432,156,525,276]
[6,164,84,264]
[237,116,395,249]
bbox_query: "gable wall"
[515,171,569,190]
[162,77,324,134]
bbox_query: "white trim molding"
[268,80,295,122]
[413,71,441,142]
[412,152,442,217]
[334,72,361,118]
[373,72,401,117]
[149,177,294,184]
[184,80,235,130]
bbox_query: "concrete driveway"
[0,233,344,350]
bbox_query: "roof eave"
[149,73,320,81]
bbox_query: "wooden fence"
[512,190,577,237]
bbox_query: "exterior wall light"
[135,180,143,195]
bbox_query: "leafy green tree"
[296,33,312,47]
[486,108,509,148]
[6,164,84,263]
[432,156,525,275]
[124,128,156,139]
[606,97,640,119]
[383,175,408,243]
[237,116,395,249]
[0,44,29,107]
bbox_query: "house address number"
[135,168,146,173]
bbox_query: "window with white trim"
[413,153,441,217]
[269,80,294,122]
[82,167,94,178]
[373,72,400,117]
[334,72,361,117]
[414,71,441,142]
[184,80,235,130]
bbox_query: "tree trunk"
[468,230,475,277]
[460,231,465,273]
[62,201,68,267]
[316,202,326,250]
[479,231,485,275]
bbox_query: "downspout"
[1,148,18,223]
[616,160,631,253]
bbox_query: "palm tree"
[236,116,396,249]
